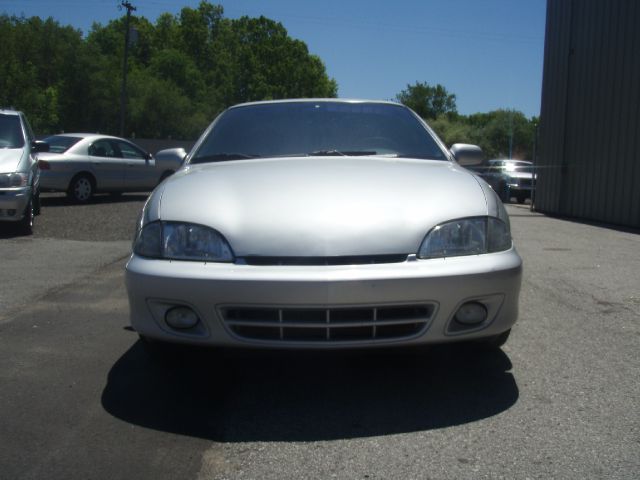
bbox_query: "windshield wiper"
[307,150,377,156]
[190,153,260,164]
[395,153,444,160]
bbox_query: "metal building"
[536,0,640,228]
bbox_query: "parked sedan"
[38,134,184,202]
[0,108,47,234]
[126,99,522,353]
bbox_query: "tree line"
[1,2,537,160]
[396,81,538,160]
[0,1,337,139]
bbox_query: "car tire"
[17,199,34,236]
[67,174,94,203]
[138,334,182,357]
[516,193,527,204]
[138,334,215,362]
[479,329,511,348]
[33,189,41,216]
[499,183,510,203]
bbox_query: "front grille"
[519,178,532,187]
[241,254,408,266]
[221,304,434,343]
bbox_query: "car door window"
[89,140,119,158]
[116,141,147,160]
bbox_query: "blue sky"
[2,0,547,117]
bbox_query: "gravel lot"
[35,192,147,241]
[0,199,638,480]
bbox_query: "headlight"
[418,217,511,259]
[0,172,29,188]
[133,221,234,262]
[507,177,519,186]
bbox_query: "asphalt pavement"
[0,198,638,479]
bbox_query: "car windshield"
[0,115,24,149]
[190,102,448,164]
[43,135,83,153]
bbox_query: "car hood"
[154,157,489,257]
[0,148,26,173]
[506,171,533,179]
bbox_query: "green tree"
[1,3,338,138]
[430,109,537,160]
[466,109,535,159]
[0,15,85,132]
[396,81,457,120]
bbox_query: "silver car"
[0,109,46,235]
[126,99,522,352]
[38,134,184,202]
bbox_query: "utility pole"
[119,1,136,137]
[530,120,539,212]
[508,109,514,159]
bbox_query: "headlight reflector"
[487,217,512,253]
[0,172,29,188]
[134,222,162,258]
[134,221,234,262]
[418,217,511,259]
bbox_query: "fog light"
[165,306,200,329]
[454,302,487,325]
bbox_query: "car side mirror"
[32,140,50,153]
[156,148,188,168]
[450,143,483,166]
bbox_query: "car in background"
[38,134,185,203]
[126,99,522,354]
[473,159,534,204]
[0,108,48,235]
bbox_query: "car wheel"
[479,329,511,348]
[516,193,527,204]
[68,174,94,203]
[499,183,510,203]
[17,199,34,236]
[138,334,180,357]
[33,189,41,215]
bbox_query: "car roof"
[0,109,22,117]
[46,133,127,141]
[229,98,403,109]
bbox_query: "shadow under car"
[101,341,519,442]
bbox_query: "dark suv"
[473,159,534,204]
[0,109,48,234]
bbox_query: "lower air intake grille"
[242,255,407,266]
[221,304,434,343]
[519,178,532,187]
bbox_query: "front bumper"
[0,187,31,222]
[507,185,533,194]
[126,248,523,349]
[506,181,533,195]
